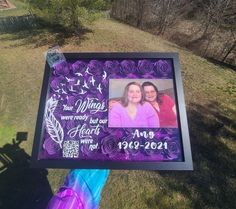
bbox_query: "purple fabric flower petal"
[138,60,154,74]
[101,135,119,158]
[120,60,136,74]
[104,60,120,74]
[50,76,64,90]
[43,137,60,155]
[72,61,87,74]
[87,60,103,75]
[162,136,181,160]
[54,61,70,76]
[155,60,172,78]
[67,96,76,106]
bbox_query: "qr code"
[63,140,79,158]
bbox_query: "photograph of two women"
[108,79,178,128]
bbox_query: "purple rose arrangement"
[138,59,155,78]
[154,60,173,78]
[40,59,182,162]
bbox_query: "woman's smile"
[143,86,157,103]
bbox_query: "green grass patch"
[0,125,15,147]
[0,0,28,17]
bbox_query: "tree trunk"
[221,41,236,62]
[137,0,144,27]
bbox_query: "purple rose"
[101,135,119,158]
[72,61,87,74]
[43,137,60,155]
[104,60,120,74]
[54,61,70,76]
[155,130,166,139]
[120,60,136,75]
[164,128,179,136]
[155,60,172,78]
[87,60,103,75]
[168,141,180,155]
[163,136,181,160]
[138,60,154,74]
[50,76,64,90]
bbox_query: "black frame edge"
[31,52,193,170]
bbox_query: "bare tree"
[137,0,144,27]
[221,30,236,63]
[201,0,232,55]
[150,0,192,35]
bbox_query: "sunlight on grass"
[0,126,15,147]
[0,0,28,17]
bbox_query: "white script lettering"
[132,129,154,139]
[75,98,107,114]
[68,124,101,138]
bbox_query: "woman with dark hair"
[109,82,159,127]
[142,81,177,127]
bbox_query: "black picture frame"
[31,52,193,170]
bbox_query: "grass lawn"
[0,0,28,17]
[0,1,236,209]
